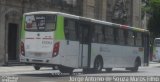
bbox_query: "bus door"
[79,22,91,68]
[143,34,149,66]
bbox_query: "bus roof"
[24,11,149,33]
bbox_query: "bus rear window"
[25,14,56,31]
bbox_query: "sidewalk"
[0,66,34,73]
[148,61,160,67]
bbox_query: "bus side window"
[128,31,134,46]
[95,24,103,43]
[113,28,119,44]
[104,27,108,44]
[102,27,105,43]
[64,18,77,41]
[124,30,128,45]
[119,29,125,45]
[78,21,91,44]
[108,27,114,44]
[135,33,142,46]
[92,25,96,43]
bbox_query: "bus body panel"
[53,40,80,68]
[52,41,88,68]
[90,43,144,68]
[25,32,53,58]
[20,32,54,64]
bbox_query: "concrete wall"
[132,0,142,28]
[0,0,59,65]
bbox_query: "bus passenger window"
[108,27,114,44]
[113,28,119,44]
[79,23,90,44]
[128,31,134,46]
[92,26,96,43]
[104,26,113,44]
[96,25,103,43]
[119,29,125,45]
[135,33,142,46]
[64,19,77,41]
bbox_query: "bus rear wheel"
[130,59,140,72]
[34,65,40,70]
[94,57,103,72]
[59,66,74,74]
[83,68,94,74]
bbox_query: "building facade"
[83,0,143,28]
[0,0,143,65]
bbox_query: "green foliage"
[147,0,160,38]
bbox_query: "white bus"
[20,11,150,73]
[153,38,160,62]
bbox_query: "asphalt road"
[0,62,160,82]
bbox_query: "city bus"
[153,38,160,62]
[20,11,150,73]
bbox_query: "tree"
[146,0,160,38]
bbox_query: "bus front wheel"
[59,66,74,74]
[34,65,40,70]
[130,59,140,72]
[83,68,94,74]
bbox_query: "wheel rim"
[34,66,40,70]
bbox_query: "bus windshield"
[25,14,56,31]
[155,39,160,47]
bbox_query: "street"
[0,62,160,82]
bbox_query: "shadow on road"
[18,72,83,77]
[17,70,146,78]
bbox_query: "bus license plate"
[34,53,42,56]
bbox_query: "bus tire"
[105,68,112,72]
[52,66,58,70]
[83,68,94,74]
[59,66,74,74]
[34,65,40,70]
[52,66,56,70]
[130,58,140,72]
[93,56,103,72]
